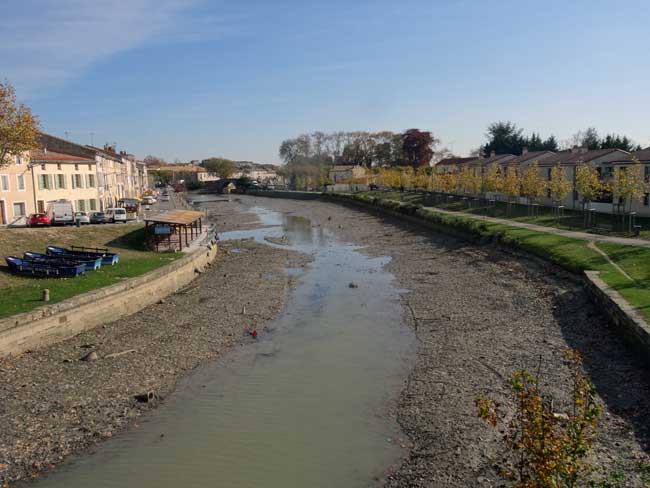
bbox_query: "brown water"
[33,205,415,488]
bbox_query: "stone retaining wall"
[0,239,218,357]
[583,271,650,365]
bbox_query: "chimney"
[580,146,589,154]
[522,147,528,155]
[571,145,579,154]
[43,148,47,154]
[490,150,496,158]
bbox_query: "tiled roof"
[541,148,629,165]
[30,149,94,163]
[436,157,479,166]
[513,151,557,164]
[483,154,517,165]
[608,147,650,163]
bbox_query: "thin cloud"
[0,0,224,95]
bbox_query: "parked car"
[105,208,128,223]
[27,213,51,227]
[46,199,74,225]
[142,196,156,205]
[89,211,107,224]
[74,212,90,225]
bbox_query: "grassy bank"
[357,190,650,239]
[0,224,181,318]
[328,192,650,321]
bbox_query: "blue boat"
[24,251,101,272]
[47,245,119,266]
[5,256,86,278]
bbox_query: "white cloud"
[0,0,205,95]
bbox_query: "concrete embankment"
[0,237,217,358]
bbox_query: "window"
[88,164,92,171]
[15,155,22,165]
[12,202,25,217]
[89,199,97,211]
[77,200,86,211]
[547,168,552,180]
[0,175,9,191]
[38,174,52,190]
[71,174,84,189]
[37,200,45,213]
[87,174,96,187]
[644,194,649,207]
[55,174,66,189]
[16,174,25,191]
[57,163,62,170]
[74,164,79,171]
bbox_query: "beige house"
[29,149,100,213]
[329,165,367,183]
[0,151,35,225]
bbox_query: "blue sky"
[2,0,649,163]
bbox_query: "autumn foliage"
[0,81,40,166]
[477,349,601,488]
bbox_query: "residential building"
[435,157,479,173]
[0,151,34,225]
[329,165,367,183]
[29,148,100,213]
[537,147,630,211]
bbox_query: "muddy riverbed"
[2,194,650,487]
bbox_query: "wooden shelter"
[144,210,205,251]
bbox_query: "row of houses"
[0,133,148,225]
[436,146,650,216]
[148,160,280,186]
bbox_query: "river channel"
[33,204,416,488]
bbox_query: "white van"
[46,200,74,225]
[105,207,127,223]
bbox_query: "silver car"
[74,211,91,225]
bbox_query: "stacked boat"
[5,246,119,278]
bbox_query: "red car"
[27,213,51,227]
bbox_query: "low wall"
[0,239,218,357]
[584,271,650,365]
[248,190,650,364]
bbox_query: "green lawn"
[335,192,650,321]
[0,224,181,318]
[358,190,650,239]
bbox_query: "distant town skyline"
[2,0,649,163]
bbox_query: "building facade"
[0,152,34,225]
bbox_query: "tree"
[548,163,572,211]
[401,129,437,167]
[144,155,168,167]
[0,81,40,166]
[203,157,235,179]
[519,162,546,207]
[611,159,647,217]
[482,163,502,198]
[575,162,606,226]
[482,121,527,156]
[502,167,521,215]
[569,127,601,150]
[600,133,640,151]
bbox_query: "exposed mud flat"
[0,208,309,485]
[212,195,650,487]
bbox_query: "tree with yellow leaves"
[611,158,648,230]
[0,81,40,166]
[519,162,547,213]
[501,167,521,215]
[414,167,430,190]
[548,163,572,211]
[481,163,502,199]
[575,162,606,226]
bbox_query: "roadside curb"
[0,235,218,357]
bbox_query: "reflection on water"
[34,206,415,488]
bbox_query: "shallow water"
[34,205,415,488]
